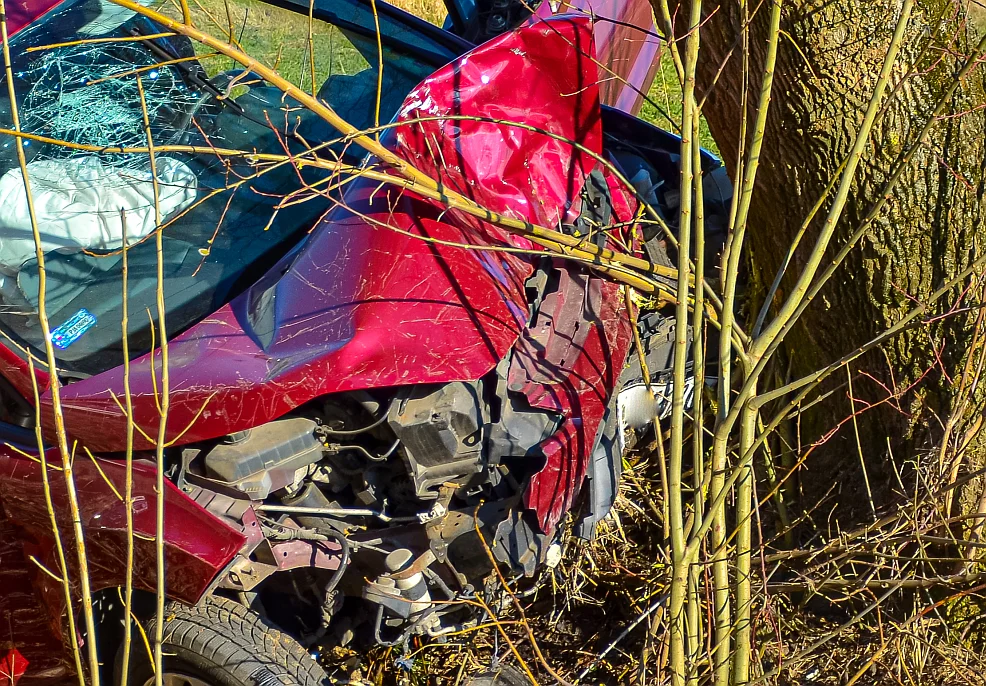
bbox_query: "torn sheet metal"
[0,447,246,631]
[47,16,626,479]
[530,0,661,114]
[392,16,637,531]
[394,15,603,234]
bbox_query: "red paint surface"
[517,174,637,530]
[395,16,602,231]
[0,513,73,684]
[0,648,28,686]
[531,0,661,115]
[393,20,635,529]
[5,0,63,36]
[0,343,47,401]
[0,446,245,655]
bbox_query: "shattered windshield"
[0,0,443,376]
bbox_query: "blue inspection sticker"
[51,309,97,350]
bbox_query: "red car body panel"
[0,449,245,683]
[36,16,633,531]
[1,517,72,683]
[43,17,622,461]
[531,0,661,114]
[0,4,660,682]
[392,17,636,530]
[0,343,48,400]
[46,202,530,453]
[0,456,245,605]
[6,0,62,37]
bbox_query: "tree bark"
[684,0,986,517]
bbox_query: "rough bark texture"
[687,1,986,517]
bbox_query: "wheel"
[465,664,533,686]
[116,595,328,686]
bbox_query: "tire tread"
[137,595,327,686]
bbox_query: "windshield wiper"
[127,25,249,119]
[127,25,360,163]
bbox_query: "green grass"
[639,49,719,154]
[157,0,370,87]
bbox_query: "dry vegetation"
[387,0,447,23]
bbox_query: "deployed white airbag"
[0,156,197,275]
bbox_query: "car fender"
[0,439,246,643]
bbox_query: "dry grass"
[334,438,986,685]
[387,0,447,24]
[325,450,678,685]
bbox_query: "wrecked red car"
[0,0,729,682]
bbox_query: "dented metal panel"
[47,18,616,462]
[530,0,661,114]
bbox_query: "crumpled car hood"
[50,16,609,454]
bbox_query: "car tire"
[464,664,533,686]
[116,595,328,686]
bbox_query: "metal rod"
[255,503,417,523]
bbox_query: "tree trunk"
[685,0,986,517]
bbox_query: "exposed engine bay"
[169,313,695,650]
[176,363,573,647]
[168,259,624,649]
[142,113,727,651]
